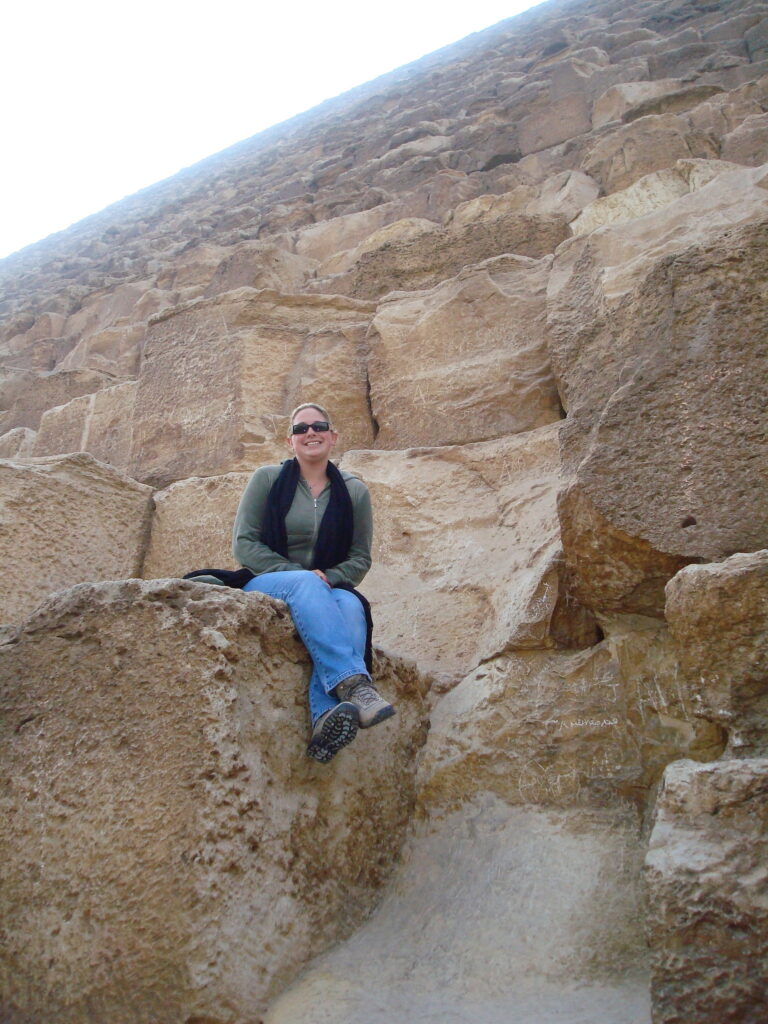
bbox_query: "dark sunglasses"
[291,420,331,435]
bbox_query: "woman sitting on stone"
[233,402,395,763]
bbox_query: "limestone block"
[570,158,737,235]
[665,551,768,757]
[322,208,569,300]
[645,759,768,1024]
[746,17,768,61]
[368,256,562,449]
[582,112,719,194]
[592,79,686,128]
[205,239,318,296]
[33,381,138,471]
[142,471,250,579]
[0,454,153,624]
[154,242,227,291]
[419,623,721,814]
[58,321,146,377]
[294,203,398,266]
[721,110,768,164]
[518,93,592,155]
[0,426,36,459]
[266,799,650,1024]
[131,288,376,487]
[341,426,598,686]
[0,365,112,433]
[547,172,768,615]
[0,579,429,1023]
[32,393,91,456]
[524,169,601,219]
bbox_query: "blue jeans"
[242,570,369,723]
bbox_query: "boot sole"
[307,702,360,763]
[359,704,396,730]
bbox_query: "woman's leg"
[242,571,369,721]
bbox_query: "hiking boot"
[307,702,359,763]
[334,675,396,729]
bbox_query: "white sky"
[0,1,544,260]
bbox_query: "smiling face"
[287,405,338,467]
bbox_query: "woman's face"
[287,406,338,464]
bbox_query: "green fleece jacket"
[232,464,373,587]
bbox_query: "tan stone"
[548,176,768,615]
[645,758,768,1024]
[0,578,429,1022]
[130,288,376,487]
[57,321,146,377]
[418,624,721,814]
[341,426,597,686]
[0,365,112,433]
[569,158,738,235]
[592,79,690,128]
[205,239,318,295]
[721,110,768,164]
[142,472,250,580]
[665,551,768,757]
[368,255,562,449]
[32,381,138,471]
[266,799,650,1024]
[0,454,152,624]
[582,112,720,194]
[518,92,592,155]
[0,426,36,459]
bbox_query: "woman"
[233,402,395,763]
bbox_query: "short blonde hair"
[288,402,333,435]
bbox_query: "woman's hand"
[312,569,330,585]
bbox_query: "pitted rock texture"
[0,579,428,1024]
[645,758,768,1024]
[1,0,768,1020]
[0,453,153,624]
[665,550,768,757]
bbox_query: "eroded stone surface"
[342,426,598,686]
[0,579,429,1023]
[645,758,768,1024]
[0,454,153,624]
[665,551,768,756]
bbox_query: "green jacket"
[232,463,373,587]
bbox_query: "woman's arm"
[232,466,305,575]
[324,478,373,588]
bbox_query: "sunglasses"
[291,420,331,435]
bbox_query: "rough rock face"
[1,0,768,1020]
[0,454,153,623]
[645,758,768,1024]
[0,579,428,1023]
[665,550,768,756]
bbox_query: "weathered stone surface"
[645,758,768,1024]
[0,366,112,433]
[418,622,723,814]
[0,426,35,459]
[142,471,250,579]
[0,454,153,624]
[548,170,768,615]
[368,255,562,449]
[665,551,768,757]
[32,381,138,471]
[131,288,375,486]
[570,158,737,235]
[342,426,598,686]
[0,579,429,1023]
[266,798,650,1024]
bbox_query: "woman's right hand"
[312,569,330,585]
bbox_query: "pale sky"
[0,1,544,260]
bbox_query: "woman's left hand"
[312,569,330,585]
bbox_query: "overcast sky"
[0,1,544,260]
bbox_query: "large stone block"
[0,579,429,1023]
[32,381,138,471]
[368,255,562,449]
[0,454,153,624]
[418,623,722,814]
[548,167,768,615]
[665,551,768,757]
[131,288,376,486]
[645,758,768,1024]
[142,471,250,579]
[341,426,598,686]
[0,366,112,433]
